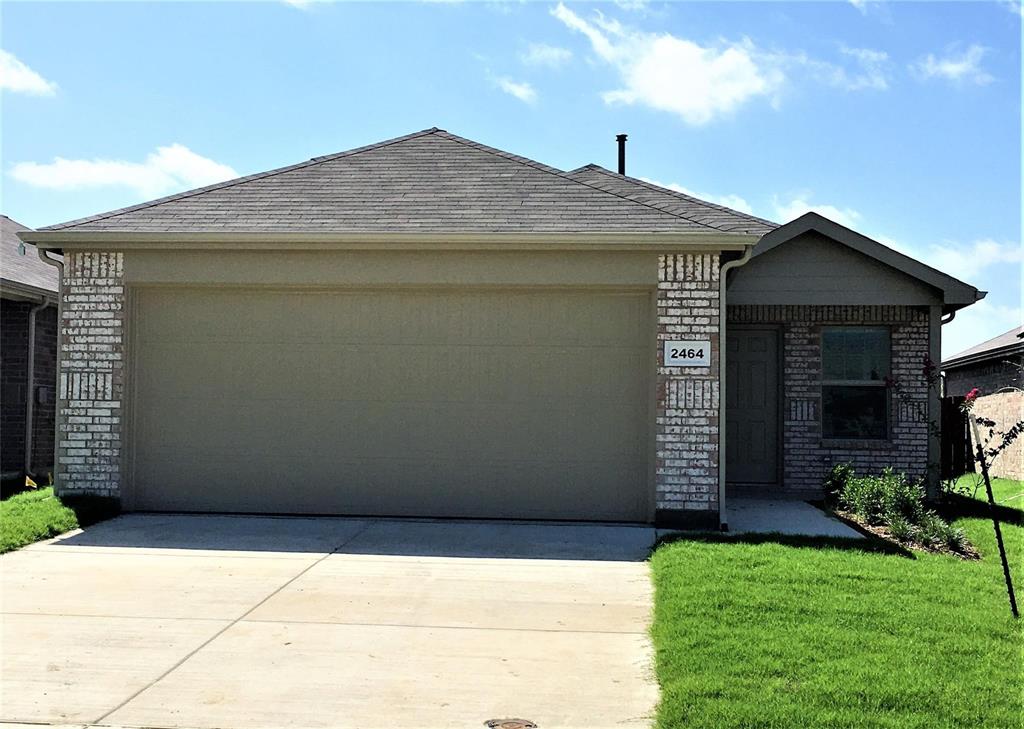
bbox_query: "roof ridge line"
[41,128,444,231]
[432,132,728,233]
[579,164,778,229]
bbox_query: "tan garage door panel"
[132,288,650,520]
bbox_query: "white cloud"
[551,3,783,125]
[848,0,877,14]
[520,43,573,68]
[920,238,1023,280]
[494,77,537,104]
[10,144,239,198]
[772,195,862,229]
[943,299,1022,359]
[910,44,993,85]
[999,0,1023,17]
[835,46,889,90]
[640,177,755,215]
[0,50,57,96]
[282,0,333,8]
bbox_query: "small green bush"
[918,512,967,552]
[886,514,916,543]
[839,468,926,526]
[824,462,855,505]
[828,466,968,554]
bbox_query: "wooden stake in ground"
[969,414,1019,619]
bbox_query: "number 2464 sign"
[663,340,711,367]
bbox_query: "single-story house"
[944,325,1023,397]
[943,325,1023,480]
[20,128,985,528]
[1,215,60,485]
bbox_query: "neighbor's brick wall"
[969,391,1024,481]
[945,358,1023,398]
[656,253,720,520]
[1,300,30,475]
[728,305,932,495]
[0,301,58,477]
[57,252,125,498]
[31,306,59,476]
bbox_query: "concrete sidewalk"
[726,498,863,538]
[0,515,657,729]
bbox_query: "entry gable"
[738,212,984,311]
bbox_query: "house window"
[821,327,890,439]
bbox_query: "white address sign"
[663,340,711,367]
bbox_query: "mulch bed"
[826,506,981,560]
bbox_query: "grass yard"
[650,476,1024,729]
[0,487,118,554]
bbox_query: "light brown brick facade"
[728,304,932,495]
[57,252,125,498]
[969,391,1024,481]
[656,253,720,525]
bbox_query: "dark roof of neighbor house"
[34,129,762,236]
[1,215,59,297]
[566,164,777,236]
[943,325,1024,370]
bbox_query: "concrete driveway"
[0,515,657,729]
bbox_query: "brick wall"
[1,300,58,478]
[946,357,1023,398]
[31,306,58,476]
[1,300,29,475]
[656,253,720,526]
[728,305,932,495]
[969,391,1024,481]
[57,252,125,498]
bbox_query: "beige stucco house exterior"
[20,129,984,528]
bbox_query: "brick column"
[57,252,125,499]
[655,253,720,528]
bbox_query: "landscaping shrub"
[823,462,855,505]
[828,465,970,555]
[886,514,916,543]
[838,468,927,526]
[918,512,967,552]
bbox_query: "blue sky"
[2,0,1020,357]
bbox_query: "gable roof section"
[566,164,778,235]
[753,212,984,311]
[1,215,59,297]
[32,129,757,237]
[943,325,1024,369]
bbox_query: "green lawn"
[0,486,121,554]
[650,476,1024,729]
[0,487,81,554]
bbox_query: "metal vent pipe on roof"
[616,134,627,175]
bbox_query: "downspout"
[24,296,50,479]
[37,248,64,487]
[718,245,755,532]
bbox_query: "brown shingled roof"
[1,215,59,295]
[566,164,778,236]
[39,129,758,236]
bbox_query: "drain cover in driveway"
[485,720,537,729]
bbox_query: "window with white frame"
[821,327,890,439]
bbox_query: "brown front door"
[726,327,780,486]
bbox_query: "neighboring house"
[1,215,60,485]
[944,325,1023,397]
[943,325,1024,480]
[19,129,984,528]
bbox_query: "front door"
[726,327,780,487]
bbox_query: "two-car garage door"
[132,288,650,521]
